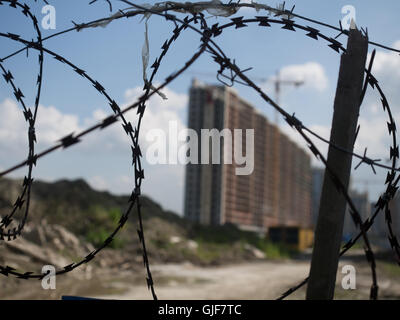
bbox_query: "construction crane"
[186,69,304,125]
[270,70,304,125]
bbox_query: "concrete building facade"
[184,80,312,233]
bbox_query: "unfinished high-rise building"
[184,79,312,235]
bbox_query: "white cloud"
[0,99,84,163]
[0,85,189,157]
[355,117,388,158]
[368,40,400,79]
[122,85,188,152]
[279,62,329,92]
[88,174,137,195]
[0,98,28,157]
[0,98,81,149]
[88,175,108,191]
[36,105,81,145]
[259,62,328,102]
[364,40,400,115]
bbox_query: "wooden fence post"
[306,28,368,300]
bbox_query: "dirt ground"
[96,260,310,300]
[1,257,400,300]
[94,258,400,300]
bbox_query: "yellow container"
[269,226,314,251]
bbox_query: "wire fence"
[0,0,399,300]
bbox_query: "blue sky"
[0,0,400,215]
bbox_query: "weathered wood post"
[306,28,368,300]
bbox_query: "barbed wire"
[0,0,399,300]
[0,1,44,243]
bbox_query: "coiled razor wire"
[0,0,399,300]
[0,0,44,243]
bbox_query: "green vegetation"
[84,206,126,249]
[255,240,292,259]
[143,222,295,264]
[188,223,294,260]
